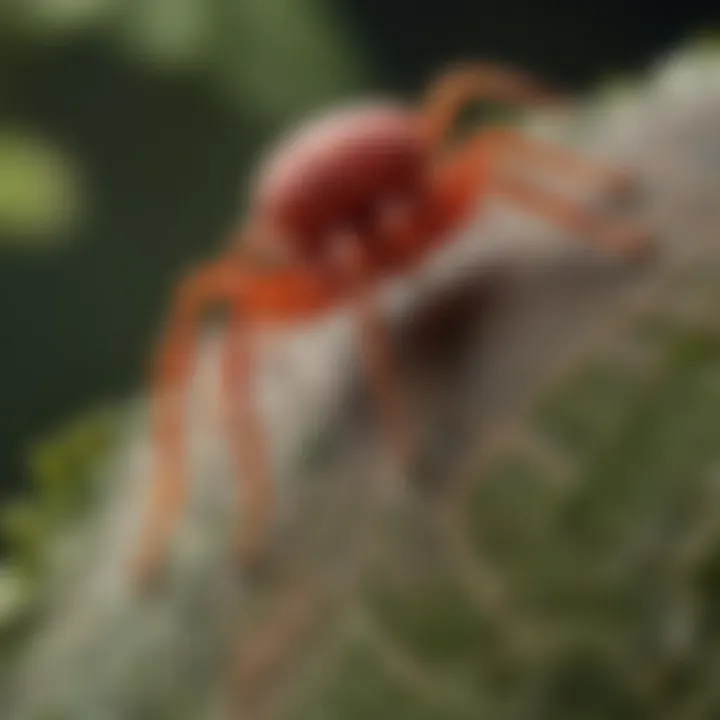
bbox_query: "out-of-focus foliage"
[0,406,119,581]
[0,128,83,247]
[2,0,368,125]
[0,0,366,250]
[0,406,120,686]
[2,0,117,36]
[0,566,31,632]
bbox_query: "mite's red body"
[131,63,649,586]
[239,102,481,323]
[254,104,428,253]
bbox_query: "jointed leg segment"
[489,170,649,254]
[131,258,261,585]
[434,126,651,257]
[422,63,643,242]
[356,295,414,486]
[486,130,635,199]
[220,315,275,568]
[421,62,562,146]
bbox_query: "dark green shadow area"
[288,639,476,720]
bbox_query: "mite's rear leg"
[490,129,640,206]
[322,227,416,494]
[221,314,276,571]
[434,129,653,258]
[455,128,641,216]
[420,61,639,204]
[424,60,642,207]
[130,259,244,588]
[420,62,562,148]
[356,294,415,497]
[490,169,653,257]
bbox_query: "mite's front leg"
[131,321,195,588]
[130,259,243,588]
[221,312,276,570]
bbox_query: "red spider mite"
[131,62,651,586]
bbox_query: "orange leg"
[130,258,245,587]
[488,129,635,199]
[220,312,276,568]
[488,169,651,256]
[131,244,345,585]
[356,294,414,487]
[449,127,634,205]
[323,230,415,486]
[421,61,637,203]
[432,128,652,257]
[420,62,563,147]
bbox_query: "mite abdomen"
[252,102,427,255]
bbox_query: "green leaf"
[25,406,118,523]
[115,0,213,69]
[0,565,33,631]
[4,0,117,39]
[0,129,84,246]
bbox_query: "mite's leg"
[432,130,652,257]
[446,128,636,212]
[221,312,276,569]
[489,169,652,256]
[226,580,326,717]
[131,331,192,588]
[422,64,637,203]
[487,129,637,201]
[131,259,242,587]
[356,294,414,491]
[420,63,561,147]
[323,228,415,490]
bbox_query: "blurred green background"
[0,0,716,509]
